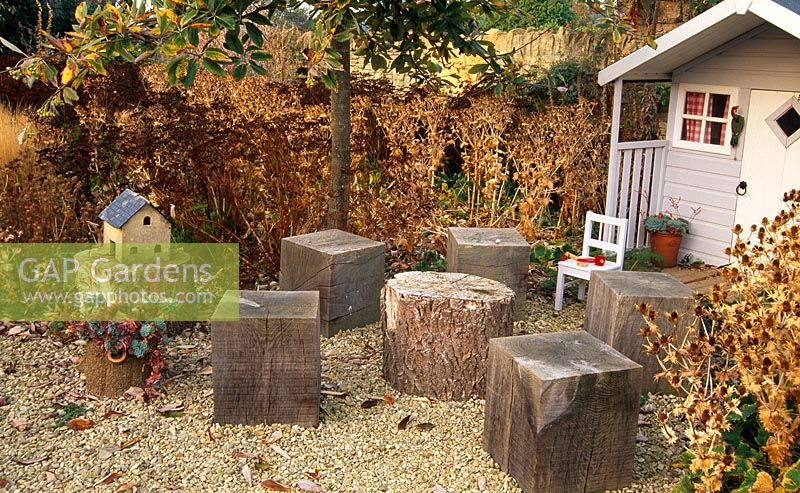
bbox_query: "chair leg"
[578,281,587,301]
[555,270,565,311]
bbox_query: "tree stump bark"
[80,342,149,398]
[382,271,514,400]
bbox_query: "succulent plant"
[644,213,690,235]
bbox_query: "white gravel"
[0,304,684,493]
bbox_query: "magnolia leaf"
[225,30,244,55]
[249,61,268,76]
[245,22,264,48]
[265,430,283,444]
[242,465,252,485]
[183,59,198,88]
[204,48,231,63]
[269,444,290,460]
[231,63,247,80]
[262,479,291,491]
[415,422,435,431]
[232,451,258,459]
[202,58,226,77]
[397,414,413,430]
[14,456,48,466]
[0,36,25,55]
[297,479,323,492]
[250,51,272,62]
[66,418,94,431]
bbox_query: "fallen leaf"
[0,478,8,488]
[98,445,119,460]
[206,428,216,442]
[44,471,56,482]
[119,437,141,450]
[199,366,213,375]
[432,485,447,493]
[7,325,26,336]
[297,479,323,492]
[11,418,26,431]
[242,465,252,486]
[264,430,283,444]
[478,476,488,491]
[116,482,138,492]
[66,418,94,431]
[383,394,394,405]
[156,403,185,416]
[415,422,436,431]
[94,472,121,486]
[262,479,291,491]
[28,380,52,389]
[320,390,348,399]
[14,456,48,466]
[305,469,320,480]
[360,398,381,409]
[232,451,258,459]
[397,415,413,430]
[255,460,270,471]
[270,444,290,460]
[102,410,128,420]
[123,387,145,402]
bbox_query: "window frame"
[765,96,800,148]
[672,84,738,155]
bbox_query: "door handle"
[737,181,747,196]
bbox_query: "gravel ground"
[0,302,686,493]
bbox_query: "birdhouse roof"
[99,189,155,228]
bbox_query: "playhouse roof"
[598,0,800,85]
[98,189,152,229]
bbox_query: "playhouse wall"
[662,25,800,265]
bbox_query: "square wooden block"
[280,229,384,337]
[585,271,694,394]
[484,331,642,493]
[211,290,320,427]
[446,227,530,319]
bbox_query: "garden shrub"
[480,0,577,31]
[640,189,800,492]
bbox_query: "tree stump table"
[446,227,531,320]
[382,271,514,400]
[585,271,694,394]
[210,290,320,427]
[280,229,384,337]
[484,331,642,493]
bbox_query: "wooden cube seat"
[446,227,530,319]
[211,290,320,427]
[280,229,384,336]
[484,331,642,493]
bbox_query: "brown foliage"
[640,190,800,491]
[1,56,612,283]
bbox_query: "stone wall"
[353,28,604,88]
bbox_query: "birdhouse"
[98,189,171,259]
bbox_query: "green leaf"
[186,28,200,47]
[204,47,231,62]
[468,63,489,75]
[671,475,694,493]
[202,57,226,77]
[183,59,198,88]
[250,51,272,62]
[215,14,235,30]
[245,12,271,25]
[62,86,79,103]
[784,461,800,491]
[244,22,263,48]
[0,36,25,55]
[249,61,268,76]
[732,469,759,493]
[370,55,387,71]
[180,10,198,27]
[493,81,503,97]
[225,30,244,55]
[166,55,185,86]
[231,63,247,80]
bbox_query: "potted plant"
[644,198,701,268]
[68,320,168,398]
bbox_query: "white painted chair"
[555,211,628,311]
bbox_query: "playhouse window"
[766,96,800,148]
[674,85,737,155]
[143,216,151,226]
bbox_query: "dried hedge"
[1,63,613,284]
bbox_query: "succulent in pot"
[644,198,700,268]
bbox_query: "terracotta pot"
[649,232,683,268]
[80,343,150,397]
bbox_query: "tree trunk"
[382,271,515,400]
[326,40,351,231]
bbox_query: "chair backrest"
[581,211,628,265]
